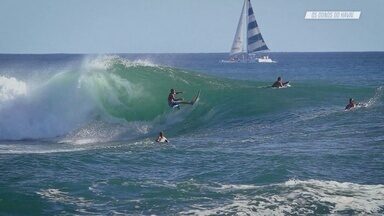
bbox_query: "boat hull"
[221,57,276,64]
[257,58,276,63]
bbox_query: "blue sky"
[0,0,383,53]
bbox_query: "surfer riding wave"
[168,88,196,109]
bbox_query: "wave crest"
[0,76,27,102]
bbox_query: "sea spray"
[0,75,27,102]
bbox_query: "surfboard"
[191,90,201,105]
[156,137,168,143]
[171,90,200,109]
[272,83,290,89]
[357,103,368,108]
[282,83,291,88]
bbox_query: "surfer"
[156,132,168,143]
[345,98,358,110]
[168,89,193,109]
[272,77,289,88]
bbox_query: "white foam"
[0,75,27,102]
[365,85,383,107]
[60,120,152,145]
[36,188,93,213]
[284,179,384,214]
[180,179,384,215]
[83,55,157,71]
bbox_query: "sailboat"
[222,0,275,63]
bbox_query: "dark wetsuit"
[345,102,355,110]
[168,93,179,107]
[272,81,289,88]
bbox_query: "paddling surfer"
[345,98,358,110]
[156,132,168,143]
[272,77,289,88]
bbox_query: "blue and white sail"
[227,0,269,60]
[246,0,269,53]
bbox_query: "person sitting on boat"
[272,77,289,88]
[156,132,168,143]
[345,98,358,110]
[168,88,193,109]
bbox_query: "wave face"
[0,55,383,142]
[0,55,237,141]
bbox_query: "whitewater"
[0,53,383,215]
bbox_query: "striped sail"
[246,0,268,53]
[230,0,246,56]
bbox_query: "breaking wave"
[0,55,382,143]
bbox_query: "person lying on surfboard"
[272,77,289,88]
[156,132,168,143]
[345,98,358,110]
[168,88,194,109]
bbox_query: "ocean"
[0,52,383,215]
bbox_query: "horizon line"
[0,51,383,55]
